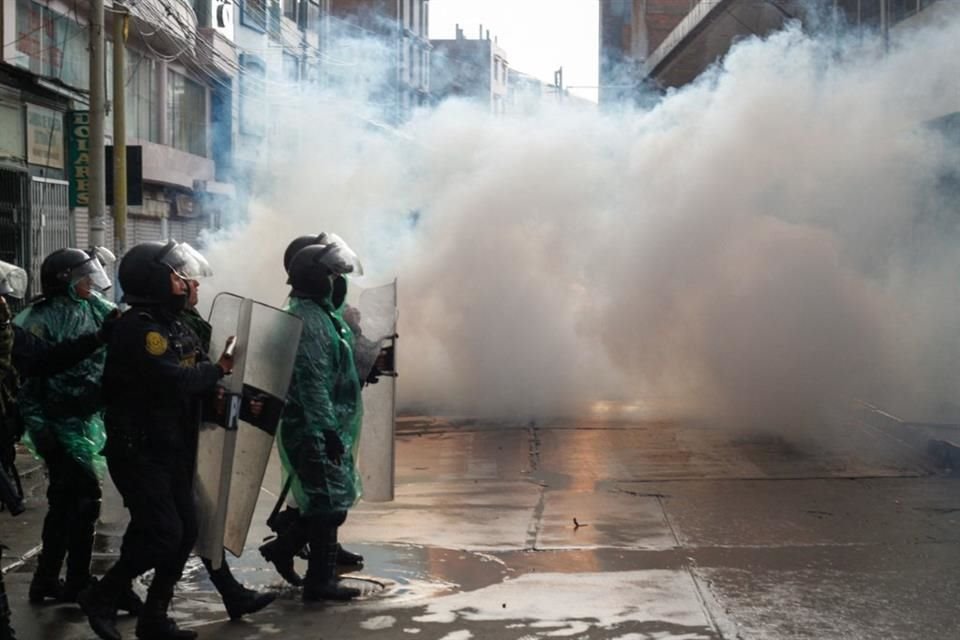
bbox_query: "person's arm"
[119,318,230,395]
[11,325,103,379]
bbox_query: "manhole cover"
[340,576,387,597]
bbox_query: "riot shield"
[195,293,303,566]
[349,280,398,503]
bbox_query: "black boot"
[0,564,16,640]
[118,586,145,616]
[61,575,95,603]
[78,574,124,640]
[204,555,276,620]
[28,571,63,604]
[259,518,307,586]
[336,544,364,567]
[135,597,196,640]
[302,525,360,602]
[62,496,100,603]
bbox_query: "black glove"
[30,426,59,460]
[366,365,381,385]
[97,309,122,343]
[322,429,345,465]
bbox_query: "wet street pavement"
[5,406,960,639]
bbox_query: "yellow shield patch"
[145,331,168,356]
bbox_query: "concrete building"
[599,0,692,104]
[431,25,509,115]
[600,0,947,97]
[506,70,595,114]
[328,0,431,122]
[228,0,332,205]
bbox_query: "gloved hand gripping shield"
[195,293,303,568]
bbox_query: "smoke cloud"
[203,6,960,427]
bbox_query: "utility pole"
[880,0,890,51]
[88,0,106,248]
[112,10,128,257]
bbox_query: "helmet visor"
[160,242,213,279]
[0,260,28,299]
[71,257,112,292]
[90,246,117,269]
[319,234,364,276]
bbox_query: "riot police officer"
[259,235,365,588]
[179,277,276,620]
[0,259,119,640]
[78,241,233,640]
[268,239,365,602]
[14,249,116,604]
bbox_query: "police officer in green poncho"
[268,237,365,601]
[14,248,117,604]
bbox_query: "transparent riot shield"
[195,293,303,566]
[349,280,398,503]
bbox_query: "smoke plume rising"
[203,6,960,427]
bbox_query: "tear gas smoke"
[203,7,960,427]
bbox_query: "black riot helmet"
[40,248,111,298]
[118,240,212,307]
[282,233,329,274]
[287,239,363,300]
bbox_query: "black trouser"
[35,442,101,587]
[103,451,197,601]
[0,547,13,639]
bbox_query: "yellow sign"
[145,331,169,356]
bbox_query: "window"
[239,54,267,137]
[126,50,160,143]
[168,71,207,157]
[283,0,298,21]
[268,0,282,40]
[14,0,89,90]
[282,52,300,84]
[241,0,268,31]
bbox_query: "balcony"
[197,28,238,77]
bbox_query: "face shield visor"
[317,234,364,277]
[70,257,113,292]
[157,241,214,280]
[90,246,117,270]
[0,260,28,299]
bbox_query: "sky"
[427,0,600,102]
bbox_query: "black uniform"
[173,304,276,620]
[97,307,222,607]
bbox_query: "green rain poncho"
[278,295,364,516]
[14,290,115,478]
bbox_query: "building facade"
[327,0,430,123]
[431,25,508,114]
[599,0,691,104]
[0,0,234,294]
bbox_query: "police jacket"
[102,305,223,455]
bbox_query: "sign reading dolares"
[67,110,91,208]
